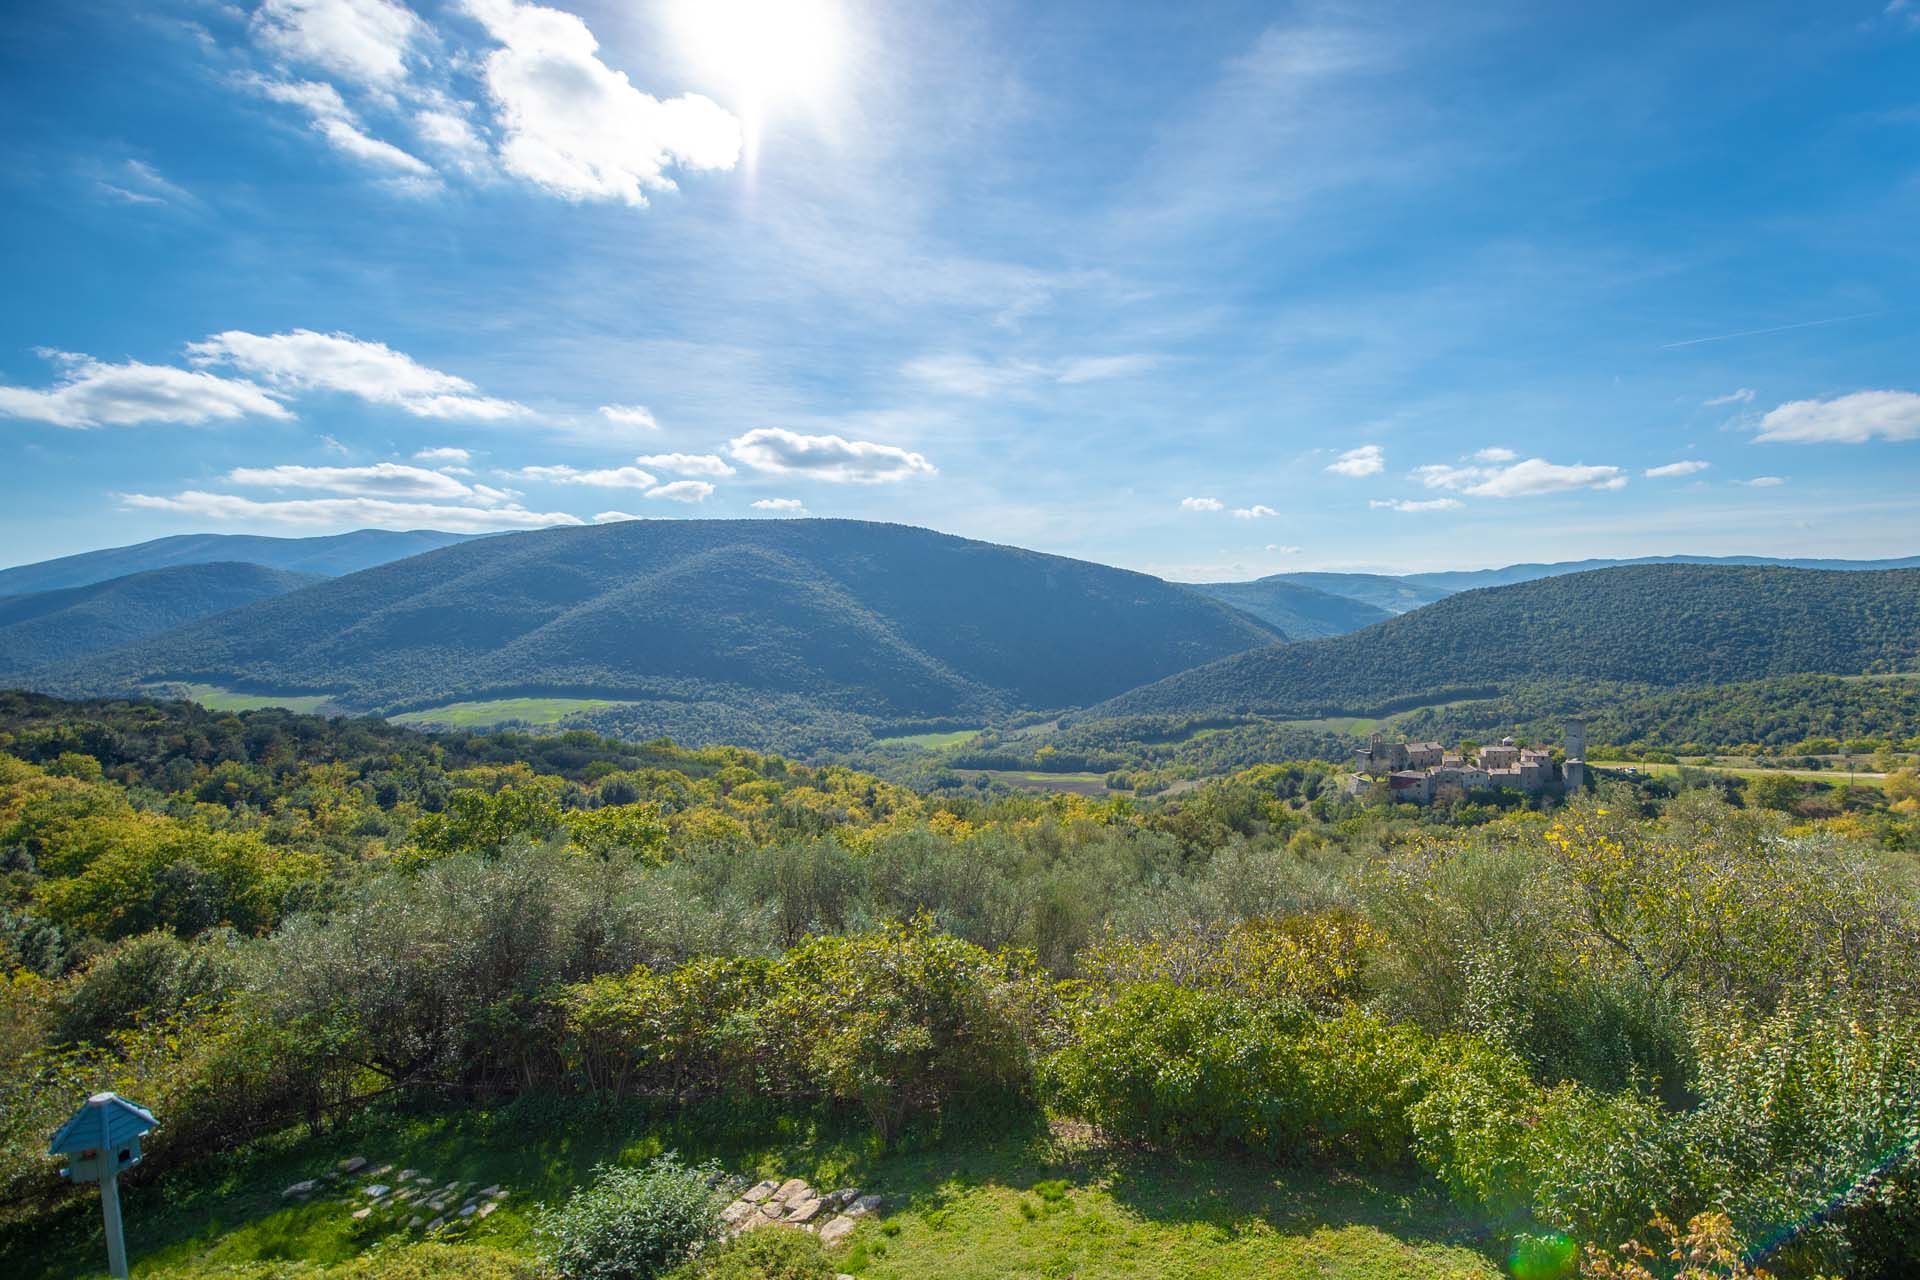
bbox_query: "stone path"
[719,1174,882,1250]
[282,1155,509,1237]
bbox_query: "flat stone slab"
[338,1157,368,1174]
[742,1180,778,1203]
[350,1207,373,1221]
[846,1194,883,1217]
[773,1178,811,1203]
[284,1180,318,1197]
[785,1197,825,1224]
[820,1215,858,1247]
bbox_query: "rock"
[489,1189,509,1200]
[339,1156,368,1174]
[398,1168,418,1180]
[364,1184,391,1198]
[427,1198,448,1213]
[742,1180,779,1203]
[785,1197,825,1224]
[823,1188,859,1211]
[720,1201,756,1225]
[773,1178,811,1204]
[370,1165,393,1178]
[459,1204,478,1217]
[757,1202,783,1220]
[846,1194,883,1217]
[414,1175,434,1185]
[351,1207,373,1221]
[478,1184,501,1198]
[819,1215,858,1248]
[477,1202,497,1220]
[426,1216,445,1231]
[408,1215,423,1229]
[283,1180,318,1198]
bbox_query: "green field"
[969,769,1115,796]
[388,698,625,729]
[1604,761,1890,791]
[872,727,983,749]
[166,684,339,714]
[1,1103,1500,1280]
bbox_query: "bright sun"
[669,0,847,121]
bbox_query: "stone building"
[1352,719,1587,804]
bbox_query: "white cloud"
[728,428,935,483]
[634,452,734,477]
[1473,446,1517,463]
[1704,388,1756,407]
[1180,496,1225,512]
[599,404,660,430]
[187,329,523,419]
[751,498,806,514]
[97,159,200,209]
[1414,457,1626,498]
[0,349,287,428]
[1645,460,1711,478]
[1231,504,1279,519]
[1054,354,1161,385]
[120,490,581,532]
[1265,544,1303,554]
[252,77,436,181]
[226,462,476,500]
[1753,390,1920,444]
[414,109,490,174]
[414,446,472,465]
[1370,497,1463,512]
[252,0,425,89]
[593,510,641,523]
[1326,444,1384,477]
[465,0,742,207]
[903,352,1158,397]
[644,479,713,503]
[1738,475,1787,487]
[515,464,658,489]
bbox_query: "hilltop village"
[1348,719,1587,804]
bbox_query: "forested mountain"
[1402,552,1920,594]
[0,528,474,597]
[1188,576,1394,638]
[32,519,1279,727]
[1261,572,1454,614]
[0,563,320,677]
[1083,565,1920,721]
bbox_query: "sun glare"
[670,0,847,124]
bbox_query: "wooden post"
[100,1167,129,1279]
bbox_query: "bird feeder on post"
[49,1092,158,1279]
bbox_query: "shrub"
[50,928,245,1046]
[559,957,785,1100]
[535,1155,727,1280]
[667,1228,835,1280]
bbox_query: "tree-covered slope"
[1082,564,1920,720]
[40,519,1279,720]
[0,529,475,597]
[1402,552,1920,594]
[1188,577,1394,638]
[1262,572,1454,615]
[0,562,321,677]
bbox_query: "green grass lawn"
[871,727,984,750]
[1,1102,1501,1280]
[387,698,626,729]
[166,684,339,714]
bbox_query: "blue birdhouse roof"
[48,1093,157,1156]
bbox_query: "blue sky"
[1,0,1916,578]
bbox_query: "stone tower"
[1563,717,1587,791]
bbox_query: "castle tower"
[1563,717,1586,792]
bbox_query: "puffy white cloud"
[1326,444,1384,477]
[634,452,734,477]
[464,0,741,206]
[1645,460,1710,478]
[252,0,425,89]
[187,329,523,419]
[414,446,471,465]
[414,109,490,174]
[1231,504,1279,519]
[120,490,581,531]
[1753,390,1920,444]
[593,510,641,523]
[1370,497,1462,512]
[728,428,935,483]
[226,462,476,499]
[252,77,436,180]
[1738,475,1787,487]
[751,498,806,514]
[1474,446,1517,463]
[1414,457,1626,498]
[1180,496,1225,512]
[515,464,658,489]
[599,404,660,429]
[1704,388,1756,407]
[644,480,714,503]
[0,349,287,428]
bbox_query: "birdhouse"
[49,1093,158,1185]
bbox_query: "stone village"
[1347,719,1587,804]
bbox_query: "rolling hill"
[0,529,475,597]
[1259,572,1454,615]
[0,563,321,677]
[33,520,1280,730]
[1080,564,1920,722]
[1188,577,1394,638]
[1401,552,1920,594]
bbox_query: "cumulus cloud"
[1370,497,1463,512]
[1738,475,1787,487]
[1180,496,1225,512]
[634,452,734,477]
[599,404,659,429]
[414,446,471,465]
[187,329,523,419]
[1414,457,1626,498]
[120,490,580,532]
[1474,446,1517,463]
[465,0,742,206]
[1645,460,1711,478]
[1232,504,1279,519]
[728,428,935,483]
[515,464,658,489]
[593,510,641,523]
[644,479,713,503]
[252,0,425,88]
[226,462,477,500]
[751,498,806,514]
[1326,444,1384,477]
[1705,388,1756,407]
[1752,390,1920,444]
[0,349,288,428]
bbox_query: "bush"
[535,1155,727,1280]
[667,1228,835,1280]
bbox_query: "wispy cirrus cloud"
[1370,497,1461,512]
[225,462,480,500]
[1645,460,1710,478]
[1704,388,1755,407]
[514,464,658,489]
[903,352,1159,397]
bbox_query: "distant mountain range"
[26,520,1278,728]
[1082,564,1920,723]
[0,563,320,678]
[1188,578,1393,638]
[0,529,475,597]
